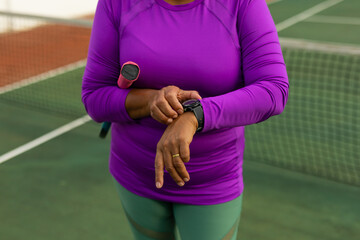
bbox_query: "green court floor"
[1,121,359,240]
[271,0,360,45]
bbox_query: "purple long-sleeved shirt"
[82,0,289,205]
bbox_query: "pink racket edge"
[117,61,140,88]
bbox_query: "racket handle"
[99,61,140,139]
[118,61,140,88]
[99,122,111,138]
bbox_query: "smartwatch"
[181,99,204,132]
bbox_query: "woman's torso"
[110,0,245,205]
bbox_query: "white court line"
[268,0,283,5]
[0,59,90,164]
[280,37,360,55]
[0,59,87,95]
[276,0,344,32]
[0,115,91,164]
[304,15,360,26]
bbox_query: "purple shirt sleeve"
[82,0,133,123]
[199,0,289,132]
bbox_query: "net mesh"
[0,13,359,186]
[245,38,360,186]
[0,12,91,118]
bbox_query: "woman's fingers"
[165,93,184,115]
[163,86,184,116]
[155,142,190,187]
[179,140,191,163]
[150,105,174,125]
[154,149,164,189]
[166,89,202,115]
[155,113,195,187]
[171,145,190,182]
[156,98,179,119]
[149,86,202,125]
[155,149,189,188]
[178,90,202,103]
[164,151,186,187]
[149,89,178,124]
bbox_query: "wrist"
[125,89,158,119]
[182,112,198,131]
[145,89,158,116]
[181,99,204,132]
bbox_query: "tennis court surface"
[1,1,359,239]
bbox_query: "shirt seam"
[215,0,235,18]
[203,4,240,50]
[120,0,156,38]
[238,0,257,42]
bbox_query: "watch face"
[182,99,199,107]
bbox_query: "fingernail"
[156,182,161,188]
[178,182,184,186]
[177,109,183,114]
[183,178,189,182]
[167,118,173,124]
[173,114,178,118]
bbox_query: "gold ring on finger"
[172,153,180,158]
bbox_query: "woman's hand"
[148,85,201,125]
[155,112,198,188]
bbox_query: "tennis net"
[0,11,92,118]
[245,38,360,186]
[0,12,359,186]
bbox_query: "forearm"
[199,76,288,132]
[125,88,158,119]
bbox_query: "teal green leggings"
[113,179,243,240]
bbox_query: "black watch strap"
[182,99,204,132]
[192,104,204,132]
